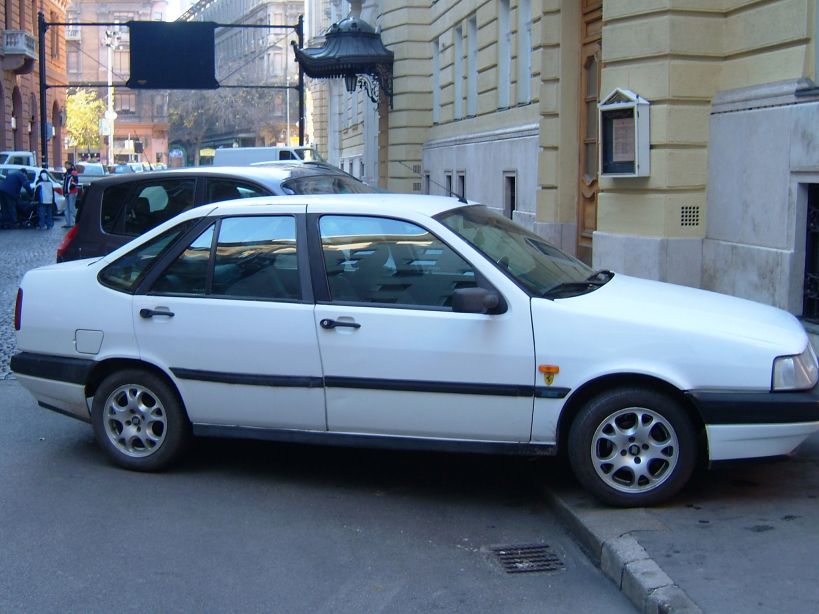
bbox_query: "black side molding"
[10,352,95,385]
[193,424,558,457]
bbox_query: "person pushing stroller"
[0,169,34,229]
[33,170,56,230]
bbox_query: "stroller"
[16,198,41,229]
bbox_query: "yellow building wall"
[597,0,814,241]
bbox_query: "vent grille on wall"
[680,205,701,227]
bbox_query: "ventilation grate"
[490,544,564,574]
[680,205,701,227]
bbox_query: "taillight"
[56,225,79,262]
[14,288,22,330]
[55,186,64,195]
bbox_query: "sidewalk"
[544,430,819,613]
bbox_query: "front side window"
[102,178,196,236]
[151,215,299,301]
[320,215,476,308]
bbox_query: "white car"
[10,194,819,506]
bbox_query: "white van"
[0,151,36,166]
[212,146,324,166]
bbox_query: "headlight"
[772,344,819,391]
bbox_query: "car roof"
[85,162,356,189]
[205,193,469,218]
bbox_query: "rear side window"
[206,179,269,203]
[98,222,196,293]
[101,178,196,236]
[151,215,299,301]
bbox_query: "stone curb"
[543,484,702,614]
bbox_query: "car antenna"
[397,160,467,204]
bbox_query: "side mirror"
[452,287,500,314]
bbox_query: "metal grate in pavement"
[490,543,564,574]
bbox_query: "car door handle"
[320,318,360,330]
[139,308,175,319]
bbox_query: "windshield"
[281,174,375,195]
[437,205,598,297]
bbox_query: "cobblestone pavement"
[0,225,66,379]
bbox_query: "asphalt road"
[0,225,634,612]
[0,381,635,613]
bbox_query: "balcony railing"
[2,30,37,74]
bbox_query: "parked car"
[11,194,819,507]
[74,162,108,187]
[0,164,66,215]
[108,164,136,175]
[56,163,377,262]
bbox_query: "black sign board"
[126,21,219,90]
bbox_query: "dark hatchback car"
[57,163,376,262]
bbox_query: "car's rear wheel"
[568,387,696,507]
[91,369,191,471]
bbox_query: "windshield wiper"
[542,270,614,299]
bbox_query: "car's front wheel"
[91,369,191,471]
[568,387,697,507]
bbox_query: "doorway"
[576,0,602,265]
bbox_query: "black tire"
[568,387,697,507]
[91,369,191,471]
[51,202,59,217]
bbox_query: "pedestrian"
[0,169,34,229]
[33,170,55,230]
[62,161,79,228]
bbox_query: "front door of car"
[312,212,535,442]
[132,208,326,430]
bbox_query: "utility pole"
[104,28,121,166]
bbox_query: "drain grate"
[490,544,564,574]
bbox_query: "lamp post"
[104,29,121,166]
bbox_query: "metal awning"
[292,3,393,106]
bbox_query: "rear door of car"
[132,206,326,430]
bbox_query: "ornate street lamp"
[292,0,393,106]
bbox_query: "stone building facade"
[1,0,68,168]
[304,0,819,321]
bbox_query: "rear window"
[101,178,196,236]
[281,175,373,195]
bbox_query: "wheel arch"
[556,373,708,457]
[85,358,187,417]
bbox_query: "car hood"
[531,274,808,391]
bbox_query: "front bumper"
[686,386,819,460]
